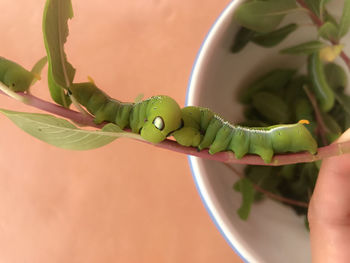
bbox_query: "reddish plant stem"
[223,164,309,208]
[0,91,103,128]
[296,0,323,27]
[340,51,350,70]
[1,91,349,166]
[303,87,328,145]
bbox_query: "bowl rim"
[185,0,248,262]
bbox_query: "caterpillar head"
[4,68,34,92]
[140,96,182,143]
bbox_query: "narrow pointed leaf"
[30,56,48,86]
[235,178,255,220]
[252,23,298,47]
[0,109,137,150]
[43,0,75,107]
[280,40,326,55]
[338,0,350,37]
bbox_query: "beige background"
[0,0,243,262]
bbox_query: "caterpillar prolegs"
[69,82,318,163]
[172,106,317,163]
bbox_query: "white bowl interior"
[186,1,349,262]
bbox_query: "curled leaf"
[43,0,75,107]
[308,52,335,112]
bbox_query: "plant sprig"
[0,84,349,166]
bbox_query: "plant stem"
[0,90,349,166]
[303,86,328,145]
[0,89,102,128]
[223,164,309,208]
[296,0,323,27]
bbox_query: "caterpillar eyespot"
[69,82,318,163]
[153,116,165,131]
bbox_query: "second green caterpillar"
[70,82,317,163]
[172,106,317,163]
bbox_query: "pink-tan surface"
[0,0,243,262]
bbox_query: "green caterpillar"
[69,82,183,143]
[70,82,317,163]
[0,57,37,92]
[172,106,317,163]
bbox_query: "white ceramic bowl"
[186,1,349,262]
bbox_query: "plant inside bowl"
[186,0,350,262]
[227,0,350,225]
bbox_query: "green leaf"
[324,62,347,92]
[252,23,298,47]
[252,92,290,123]
[231,27,257,53]
[0,109,138,150]
[338,0,350,37]
[303,0,326,18]
[235,178,255,220]
[238,68,296,104]
[43,0,75,107]
[280,40,326,55]
[30,57,48,87]
[30,56,48,86]
[234,0,297,33]
[285,75,310,107]
[47,66,71,107]
[318,22,339,41]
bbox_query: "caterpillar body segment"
[0,57,36,92]
[172,107,318,163]
[69,82,182,143]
